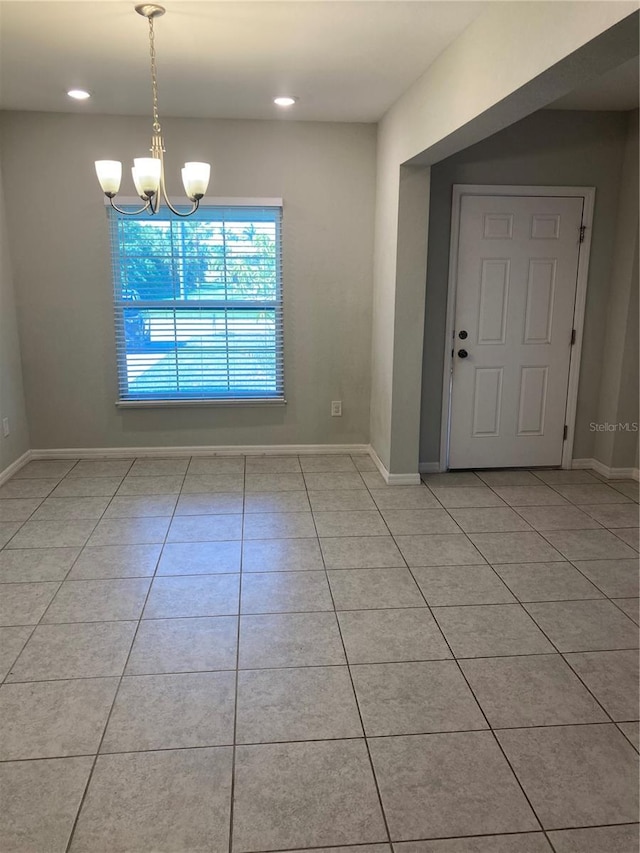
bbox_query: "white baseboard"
[387,472,422,485]
[572,458,639,482]
[421,458,640,480]
[30,444,371,460]
[15,443,427,486]
[419,462,441,474]
[21,446,638,484]
[369,447,421,486]
[0,450,32,486]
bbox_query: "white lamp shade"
[132,158,161,195]
[95,160,122,195]
[182,162,210,200]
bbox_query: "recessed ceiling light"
[273,96,297,107]
[67,89,91,100]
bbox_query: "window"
[108,203,283,404]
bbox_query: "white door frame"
[439,184,595,472]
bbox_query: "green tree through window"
[109,205,284,402]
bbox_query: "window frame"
[107,197,285,408]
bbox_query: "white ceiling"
[548,56,639,112]
[0,1,487,123]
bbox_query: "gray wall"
[615,244,639,467]
[594,110,639,469]
[420,109,637,467]
[0,161,29,471]
[0,111,376,450]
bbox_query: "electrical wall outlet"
[2,418,9,437]
[331,400,342,417]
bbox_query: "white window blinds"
[108,203,284,404]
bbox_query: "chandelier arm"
[159,181,201,217]
[108,197,154,216]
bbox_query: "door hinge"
[579,225,586,243]
[571,329,576,345]
[563,425,568,441]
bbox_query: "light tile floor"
[0,456,638,853]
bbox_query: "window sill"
[116,398,287,409]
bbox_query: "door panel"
[449,194,583,469]
[517,366,548,435]
[472,368,503,436]
[478,260,509,344]
[524,260,556,344]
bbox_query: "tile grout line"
[607,598,640,625]
[616,723,640,753]
[2,716,635,765]
[0,624,37,688]
[62,455,189,853]
[6,595,637,621]
[608,525,640,551]
[315,456,395,848]
[211,821,638,853]
[4,645,639,685]
[227,453,247,853]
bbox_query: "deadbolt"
[458,330,468,340]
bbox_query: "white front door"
[448,193,584,469]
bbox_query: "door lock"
[458,330,468,339]
[457,349,468,359]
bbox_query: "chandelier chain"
[148,15,161,134]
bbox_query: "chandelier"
[95,4,210,217]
